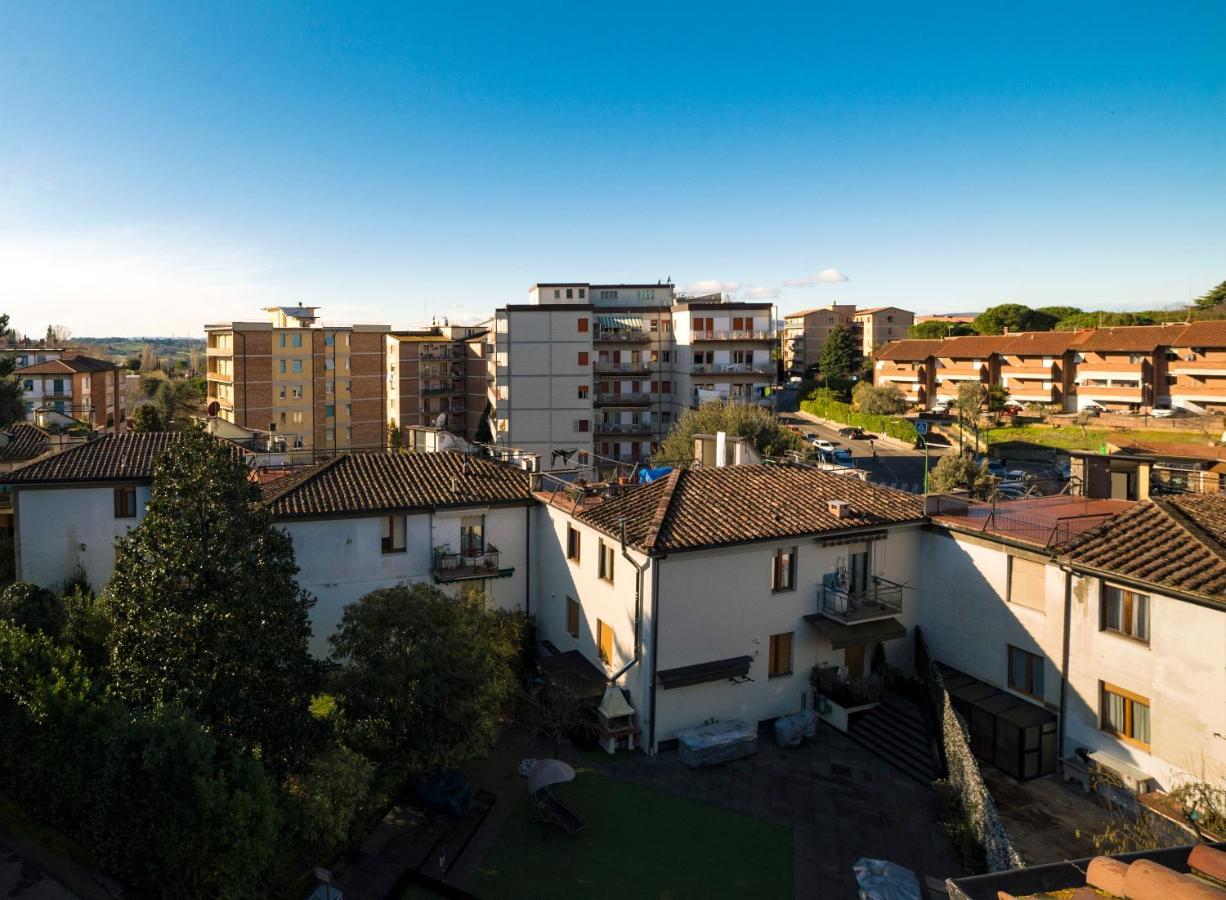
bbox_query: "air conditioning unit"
[1087,750,1155,795]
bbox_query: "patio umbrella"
[527,759,576,794]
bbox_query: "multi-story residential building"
[534,465,926,753]
[781,304,858,375]
[995,330,1082,408]
[205,305,389,456]
[492,283,776,470]
[1070,324,1186,412]
[852,306,915,358]
[872,339,942,408]
[16,354,124,430]
[924,493,1226,788]
[1166,320,1226,414]
[930,334,1014,403]
[3,343,68,370]
[386,324,489,443]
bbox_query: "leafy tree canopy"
[972,304,1058,335]
[1055,311,1156,330]
[909,320,974,339]
[105,425,318,769]
[852,381,908,416]
[0,314,27,427]
[817,323,858,378]
[1035,305,1082,322]
[1194,279,1226,310]
[928,454,993,496]
[654,402,805,464]
[329,583,524,773]
[130,404,164,432]
[0,582,65,637]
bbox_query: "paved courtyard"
[597,724,966,899]
[982,767,1113,865]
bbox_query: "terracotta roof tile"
[575,465,925,553]
[934,334,1017,357]
[1172,320,1226,347]
[1072,324,1189,352]
[15,354,119,375]
[265,450,534,518]
[0,424,50,462]
[1000,330,1087,355]
[1057,494,1226,604]
[875,339,943,361]
[2,432,192,483]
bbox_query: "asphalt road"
[778,412,950,493]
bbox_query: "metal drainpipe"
[607,517,647,684]
[1057,565,1073,759]
[648,559,661,753]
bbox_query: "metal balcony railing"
[691,330,777,341]
[593,329,650,342]
[593,392,653,406]
[595,422,654,435]
[819,576,904,624]
[432,544,500,581]
[593,362,654,374]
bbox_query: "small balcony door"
[460,515,485,556]
[848,548,870,594]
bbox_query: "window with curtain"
[771,547,797,592]
[1008,645,1044,699]
[1101,682,1150,749]
[768,632,793,678]
[460,515,484,556]
[1101,584,1149,643]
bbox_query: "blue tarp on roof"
[637,466,672,483]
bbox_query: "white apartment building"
[491,283,776,470]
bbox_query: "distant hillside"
[71,336,205,367]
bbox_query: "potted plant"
[811,664,883,732]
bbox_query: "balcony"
[1169,383,1226,400]
[1170,361,1226,377]
[691,363,774,376]
[1075,385,1144,401]
[593,361,654,375]
[205,345,231,357]
[999,363,1057,381]
[877,372,921,383]
[422,380,460,394]
[593,329,650,342]
[432,545,502,582]
[420,347,462,360]
[936,368,987,382]
[593,392,653,406]
[691,330,777,341]
[1075,370,1142,384]
[818,577,904,625]
[595,421,654,435]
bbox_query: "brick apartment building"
[16,354,125,430]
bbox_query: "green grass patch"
[981,424,1209,451]
[466,770,793,900]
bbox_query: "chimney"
[827,499,852,519]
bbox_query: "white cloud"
[744,285,781,300]
[0,228,289,336]
[783,268,850,288]
[684,279,744,295]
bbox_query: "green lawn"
[981,424,1209,451]
[465,771,793,900]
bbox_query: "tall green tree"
[817,323,857,378]
[0,314,27,427]
[972,304,1057,335]
[653,401,804,464]
[105,425,318,768]
[329,584,524,773]
[1194,279,1226,310]
[909,320,974,339]
[852,381,908,415]
[1055,311,1156,330]
[130,404,164,432]
[1035,305,1082,323]
[928,454,993,497]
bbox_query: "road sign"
[914,420,929,435]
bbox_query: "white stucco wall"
[281,503,532,656]
[14,483,152,592]
[1064,574,1226,789]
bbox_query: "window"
[566,525,581,562]
[577,351,589,366]
[325,358,335,370]
[279,333,286,348]
[1101,683,1150,749]
[279,386,287,399]
[566,597,580,639]
[325,404,335,418]
[772,547,797,591]
[292,332,302,347]
[576,419,589,433]
[279,359,287,374]
[597,619,614,664]
[22,380,31,391]
[460,515,484,555]
[768,632,793,678]
[325,333,335,346]
[600,289,617,300]
[381,515,406,553]
[566,288,574,299]
[1008,645,1044,699]
[554,289,561,299]
[577,317,588,332]
[292,359,303,373]
[325,428,335,442]
[577,385,589,399]
[1128,353,1142,365]
[1101,585,1149,642]
[1007,556,1046,612]
[598,540,614,583]
[113,487,137,519]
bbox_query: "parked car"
[838,427,865,439]
[983,459,1008,479]
[810,438,838,452]
[930,402,951,415]
[832,448,855,467]
[1150,406,1173,418]
[1079,403,1103,417]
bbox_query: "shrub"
[799,393,919,444]
[282,743,376,858]
[0,581,65,637]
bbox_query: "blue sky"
[1,2,1224,335]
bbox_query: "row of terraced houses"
[872,321,1226,414]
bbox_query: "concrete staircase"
[846,692,941,784]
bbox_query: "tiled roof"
[2,432,187,483]
[1105,440,1226,462]
[574,465,925,554]
[875,339,942,361]
[264,451,534,518]
[1000,330,1088,356]
[1057,494,1226,605]
[0,424,49,461]
[1172,319,1226,346]
[934,334,1017,358]
[1072,324,1188,352]
[16,354,120,375]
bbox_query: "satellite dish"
[434,412,447,430]
[207,400,220,416]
